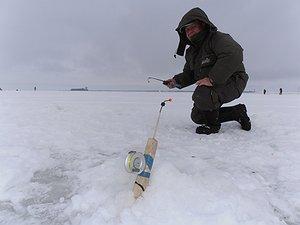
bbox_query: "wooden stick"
[133,138,158,199]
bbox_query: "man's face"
[184,22,204,40]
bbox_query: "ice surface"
[0,91,299,225]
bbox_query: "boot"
[196,110,221,135]
[219,104,251,131]
[196,124,220,135]
[235,104,251,131]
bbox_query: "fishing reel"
[124,151,146,174]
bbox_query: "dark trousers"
[191,104,240,126]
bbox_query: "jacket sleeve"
[173,59,196,89]
[208,33,243,85]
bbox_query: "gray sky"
[0,0,300,91]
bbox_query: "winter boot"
[219,104,251,131]
[235,104,251,131]
[196,110,221,135]
[196,124,220,135]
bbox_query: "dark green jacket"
[173,8,248,104]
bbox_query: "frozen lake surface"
[0,91,299,225]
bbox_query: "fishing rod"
[125,98,172,175]
[147,76,181,88]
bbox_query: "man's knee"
[191,106,206,124]
[192,86,220,111]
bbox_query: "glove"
[163,78,177,89]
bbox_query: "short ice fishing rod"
[124,98,172,175]
[147,76,181,88]
[147,76,164,83]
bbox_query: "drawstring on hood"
[175,7,217,57]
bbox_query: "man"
[163,7,251,134]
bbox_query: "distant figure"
[0,88,2,91]
[279,88,283,95]
[16,89,19,91]
[263,89,266,95]
[34,86,37,91]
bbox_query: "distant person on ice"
[163,7,251,134]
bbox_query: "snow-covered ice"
[0,91,299,225]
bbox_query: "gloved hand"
[163,78,177,89]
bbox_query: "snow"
[0,91,299,225]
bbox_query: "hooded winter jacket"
[173,8,249,110]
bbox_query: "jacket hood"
[175,7,217,56]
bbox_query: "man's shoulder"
[211,31,233,41]
[210,31,241,47]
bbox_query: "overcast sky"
[0,0,299,91]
